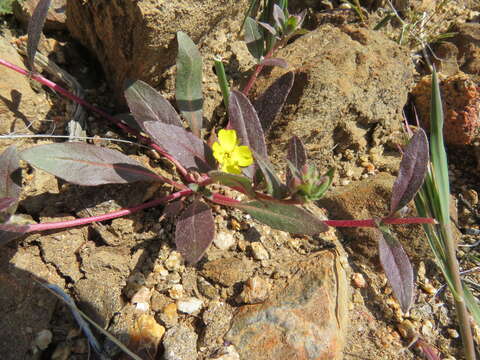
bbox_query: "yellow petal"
[218,129,237,153]
[222,163,242,174]
[232,146,253,167]
[212,142,225,163]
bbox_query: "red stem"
[26,189,193,233]
[242,46,277,96]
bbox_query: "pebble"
[214,231,236,250]
[250,242,269,260]
[417,261,426,281]
[124,272,146,299]
[420,281,436,295]
[397,320,416,340]
[163,325,198,360]
[238,276,271,304]
[177,297,203,314]
[153,264,169,277]
[351,273,366,288]
[447,328,459,338]
[131,286,152,312]
[421,319,434,337]
[129,314,165,357]
[210,345,240,360]
[169,284,184,299]
[34,329,53,350]
[165,251,183,271]
[197,277,219,299]
[160,303,179,327]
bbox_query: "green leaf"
[236,200,327,234]
[463,283,480,327]
[209,171,256,198]
[244,17,264,61]
[176,31,203,137]
[254,153,288,199]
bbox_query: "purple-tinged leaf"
[0,198,16,213]
[253,71,294,133]
[124,80,183,129]
[390,129,429,215]
[273,4,286,28]
[176,31,203,137]
[0,223,29,246]
[260,58,288,68]
[0,146,22,217]
[175,200,215,264]
[144,122,213,171]
[258,21,277,36]
[209,171,256,198]
[27,0,52,71]
[236,200,327,234]
[245,17,265,61]
[229,90,267,159]
[377,224,414,313]
[20,143,161,186]
[416,339,441,360]
[286,136,307,186]
[254,153,288,199]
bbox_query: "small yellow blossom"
[212,129,253,174]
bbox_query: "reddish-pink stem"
[242,44,279,96]
[0,59,191,180]
[26,189,193,233]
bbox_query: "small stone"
[447,328,459,338]
[177,297,203,314]
[163,325,198,360]
[151,291,170,312]
[250,242,269,260]
[238,276,271,304]
[165,251,183,271]
[131,286,152,312]
[169,284,184,300]
[153,264,169,277]
[198,277,219,299]
[34,329,53,350]
[159,303,179,327]
[351,273,366,288]
[397,320,416,340]
[421,320,434,337]
[210,345,240,360]
[420,281,436,295]
[214,231,236,250]
[125,272,146,299]
[202,257,254,287]
[129,314,165,358]
[417,261,426,281]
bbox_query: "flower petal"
[218,129,237,153]
[212,141,225,163]
[222,162,242,174]
[232,146,254,167]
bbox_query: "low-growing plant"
[0,0,442,356]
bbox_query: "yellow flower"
[212,129,253,174]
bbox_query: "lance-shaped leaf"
[124,80,183,129]
[229,90,267,159]
[0,223,29,246]
[27,0,52,71]
[0,146,22,218]
[175,200,215,264]
[254,71,294,133]
[390,128,429,215]
[144,122,213,171]
[209,171,256,198]
[258,21,277,36]
[245,17,264,61]
[176,31,203,137]
[254,153,288,199]
[236,200,327,234]
[377,223,414,313]
[286,136,307,186]
[260,58,288,68]
[21,143,161,186]
[272,4,286,28]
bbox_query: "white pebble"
[250,242,269,260]
[214,231,236,250]
[35,329,52,350]
[177,297,203,314]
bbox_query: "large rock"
[255,24,414,173]
[66,0,249,105]
[225,250,349,360]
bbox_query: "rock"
[210,345,240,360]
[128,314,165,359]
[13,0,66,30]
[255,24,414,171]
[158,303,179,328]
[351,273,366,288]
[165,251,183,271]
[202,257,255,287]
[249,242,270,260]
[66,0,250,104]
[237,276,271,304]
[163,324,198,360]
[214,231,236,250]
[0,30,52,137]
[34,329,53,351]
[226,253,349,360]
[177,297,203,315]
[411,73,480,145]
[200,301,234,348]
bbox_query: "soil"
[0,1,480,360]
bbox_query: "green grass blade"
[463,284,480,326]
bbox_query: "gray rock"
[163,324,198,360]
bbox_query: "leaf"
[254,152,288,199]
[253,71,294,133]
[228,90,268,159]
[377,224,414,313]
[286,136,307,186]
[463,283,480,327]
[143,122,213,171]
[0,222,29,246]
[0,198,16,213]
[27,0,52,71]
[21,143,161,186]
[245,17,264,61]
[175,200,215,264]
[42,284,104,356]
[260,58,288,68]
[390,128,429,215]
[176,31,203,137]
[258,21,277,36]
[0,145,21,216]
[209,171,255,198]
[272,4,285,28]
[124,80,183,129]
[236,200,327,234]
